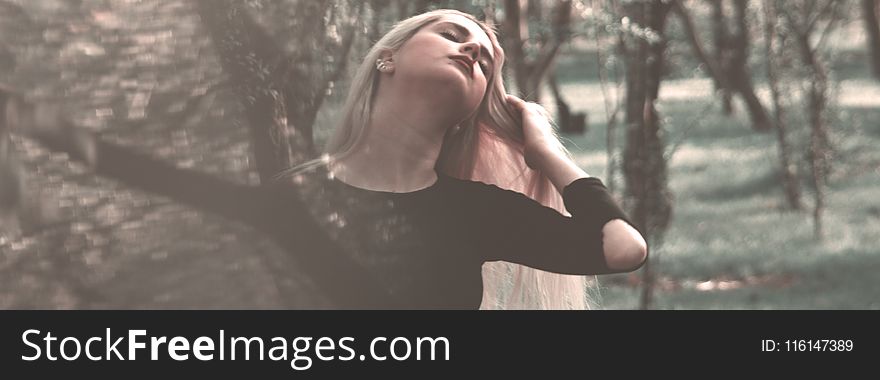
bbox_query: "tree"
[546,0,587,135]
[762,1,803,211]
[778,0,845,240]
[863,0,880,79]
[619,0,673,310]
[727,0,771,131]
[501,0,572,102]
[547,66,586,134]
[2,0,406,308]
[671,0,771,131]
[710,0,733,114]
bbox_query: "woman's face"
[389,15,496,120]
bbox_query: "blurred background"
[0,0,877,309]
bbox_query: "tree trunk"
[197,0,302,181]
[863,0,880,79]
[783,0,840,241]
[729,0,772,132]
[198,1,362,171]
[548,68,586,134]
[797,33,831,240]
[762,1,803,211]
[621,0,674,310]
[196,0,394,305]
[5,1,390,308]
[679,1,770,131]
[501,0,570,101]
[711,0,733,115]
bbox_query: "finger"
[505,94,526,111]
[531,103,551,119]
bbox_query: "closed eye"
[439,30,460,42]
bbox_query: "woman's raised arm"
[506,95,648,271]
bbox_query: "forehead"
[427,15,494,58]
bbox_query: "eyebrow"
[437,21,495,66]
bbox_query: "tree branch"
[670,0,729,90]
[815,1,844,52]
[6,99,399,308]
[532,0,571,79]
[5,90,266,228]
[806,0,836,33]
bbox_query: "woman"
[285,9,647,309]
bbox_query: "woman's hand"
[505,94,587,193]
[505,95,562,171]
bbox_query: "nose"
[460,41,480,62]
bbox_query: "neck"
[331,87,456,192]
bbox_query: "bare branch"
[669,0,730,94]
[806,0,836,33]
[3,85,401,308]
[815,1,845,52]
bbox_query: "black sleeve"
[469,177,642,275]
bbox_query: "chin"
[402,70,482,113]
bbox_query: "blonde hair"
[311,9,590,309]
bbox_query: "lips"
[450,56,472,76]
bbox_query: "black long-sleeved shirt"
[288,166,637,309]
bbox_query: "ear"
[376,49,395,73]
[378,49,394,62]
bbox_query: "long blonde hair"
[320,9,590,309]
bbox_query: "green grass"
[560,77,880,309]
